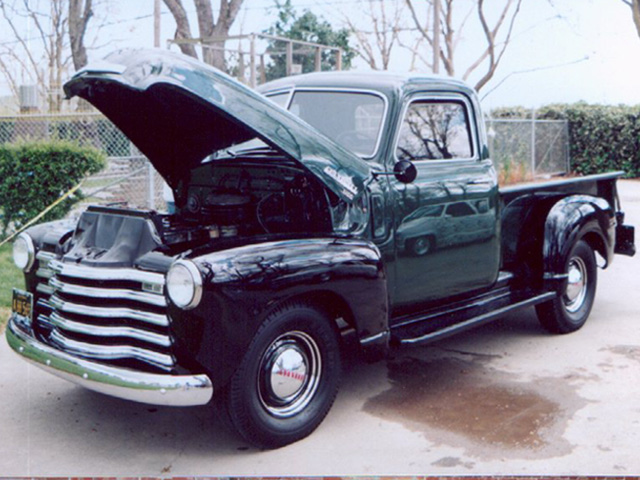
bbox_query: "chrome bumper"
[6,314,213,407]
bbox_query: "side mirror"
[393,160,417,184]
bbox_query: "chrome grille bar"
[36,251,57,262]
[49,277,166,307]
[50,295,169,327]
[36,283,54,296]
[50,259,165,285]
[48,312,172,347]
[36,251,57,279]
[50,329,175,369]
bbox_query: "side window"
[396,100,473,161]
[445,202,475,217]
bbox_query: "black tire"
[225,302,341,449]
[407,235,434,256]
[536,240,597,334]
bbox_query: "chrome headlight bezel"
[13,233,36,272]
[166,259,203,310]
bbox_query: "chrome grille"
[34,257,173,373]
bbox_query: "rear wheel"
[225,302,341,449]
[536,240,597,333]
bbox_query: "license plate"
[12,288,33,321]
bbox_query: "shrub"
[492,103,640,177]
[0,140,106,237]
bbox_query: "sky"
[1,0,639,111]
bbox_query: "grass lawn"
[0,242,24,333]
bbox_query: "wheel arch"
[263,289,357,333]
[542,194,615,277]
[178,237,389,389]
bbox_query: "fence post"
[531,108,536,177]
[147,161,155,209]
[250,34,256,88]
[286,41,293,76]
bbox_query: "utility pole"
[154,0,161,48]
[433,0,441,74]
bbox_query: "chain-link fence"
[169,34,344,88]
[0,112,571,217]
[486,118,570,180]
[0,113,168,214]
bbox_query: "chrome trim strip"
[50,295,169,327]
[6,316,213,407]
[48,312,172,347]
[49,277,166,307]
[50,259,165,285]
[50,329,175,368]
[359,330,389,346]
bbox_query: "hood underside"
[64,49,371,202]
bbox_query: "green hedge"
[492,103,640,177]
[0,140,106,237]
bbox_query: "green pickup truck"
[7,49,635,449]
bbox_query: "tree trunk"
[163,0,198,58]
[68,0,93,71]
[632,0,640,39]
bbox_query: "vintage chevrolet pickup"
[6,49,636,449]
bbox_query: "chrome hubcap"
[564,257,588,313]
[414,237,430,255]
[258,331,321,418]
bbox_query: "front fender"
[543,195,615,278]
[169,237,388,389]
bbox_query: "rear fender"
[543,195,615,283]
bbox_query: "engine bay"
[165,160,334,245]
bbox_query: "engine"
[165,161,333,244]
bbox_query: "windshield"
[287,91,386,158]
[211,90,386,161]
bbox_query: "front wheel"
[536,240,597,333]
[225,302,341,449]
[407,235,434,256]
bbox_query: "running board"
[394,291,556,346]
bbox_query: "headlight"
[13,233,35,272]
[166,259,203,310]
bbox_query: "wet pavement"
[0,180,639,476]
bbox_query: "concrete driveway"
[1,181,639,476]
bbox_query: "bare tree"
[405,0,523,91]
[0,0,102,111]
[163,0,244,70]
[345,0,405,70]
[0,0,69,111]
[620,0,640,39]
[68,0,93,70]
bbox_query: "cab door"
[390,93,500,312]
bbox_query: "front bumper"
[6,313,213,407]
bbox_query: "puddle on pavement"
[606,345,640,363]
[363,353,587,459]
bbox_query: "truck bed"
[499,171,625,206]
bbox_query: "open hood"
[64,49,371,202]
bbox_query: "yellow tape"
[0,182,83,248]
